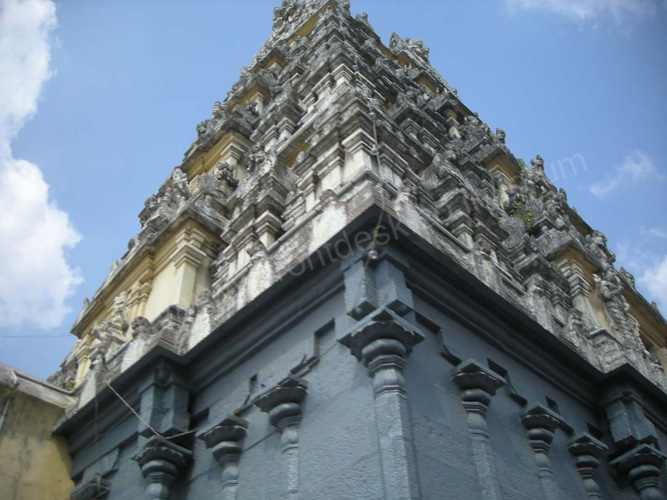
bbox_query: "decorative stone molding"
[198,415,249,500]
[70,474,110,500]
[567,432,608,499]
[339,307,424,500]
[133,436,192,500]
[452,360,506,500]
[255,377,308,500]
[521,403,569,500]
[609,443,666,500]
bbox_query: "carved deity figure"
[355,12,369,24]
[448,124,462,141]
[594,269,634,342]
[211,100,225,120]
[543,188,569,230]
[95,293,130,355]
[405,38,430,61]
[432,145,459,180]
[215,162,238,189]
[272,0,298,34]
[131,316,153,338]
[169,167,191,206]
[563,309,585,347]
[619,267,636,289]
[388,33,405,54]
[108,294,129,333]
[197,101,225,138]
[523,154,554,197]
[495,128,506,145]
[586,230,616,270]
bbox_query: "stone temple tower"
[46,1,667,499]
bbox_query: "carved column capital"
[452,359,506,414]
[567,433,608,499]
[609,443,666,500]
[198,415,249,499]
[255,377,308,427]
[199,415,249,466]
[134,437,192,500]
[522,403,563,436]
[521,403,569,500]
[339,307,424,366]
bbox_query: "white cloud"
[639,255,667,313]
[640,226,667,240]
[0,0,83,329]
[589,149,664,198]
[616,228,667,314]
[506,0,663,23]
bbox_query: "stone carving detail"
[139,166,192,234]
[197,101,226,138]
[216,162,239,190]
[619,267,636,289]
[131,316,153,338]
[567,433,608,499]
[586,230,616,270]
[340,308,424,500]
[405,38,429,62]
[198,415,249,500]
[133,437,192,500]
[255,377,308,500]
[452,360,506,500]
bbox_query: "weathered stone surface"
[49,2,667,500]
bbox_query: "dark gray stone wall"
[62,223,667,500]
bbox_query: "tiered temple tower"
[46,1,667,499]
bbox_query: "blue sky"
[1,0,666,379]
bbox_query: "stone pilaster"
[198,415,249,500]
[133,437,192,500]
[137,359,190,439]
[339,307,424,500]
[452,360,506,500]
[521,403,567,500]
[255,377,308,500]
[567,433,608,499]
[610,444,666,500]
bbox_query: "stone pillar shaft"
[521,404,566,500]
[255,378,308,500]
[568,433,607,500]
[340,308,425,500]
[452,360,506,500]
[368,351,418,500]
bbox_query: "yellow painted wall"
[0,385,73,500]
